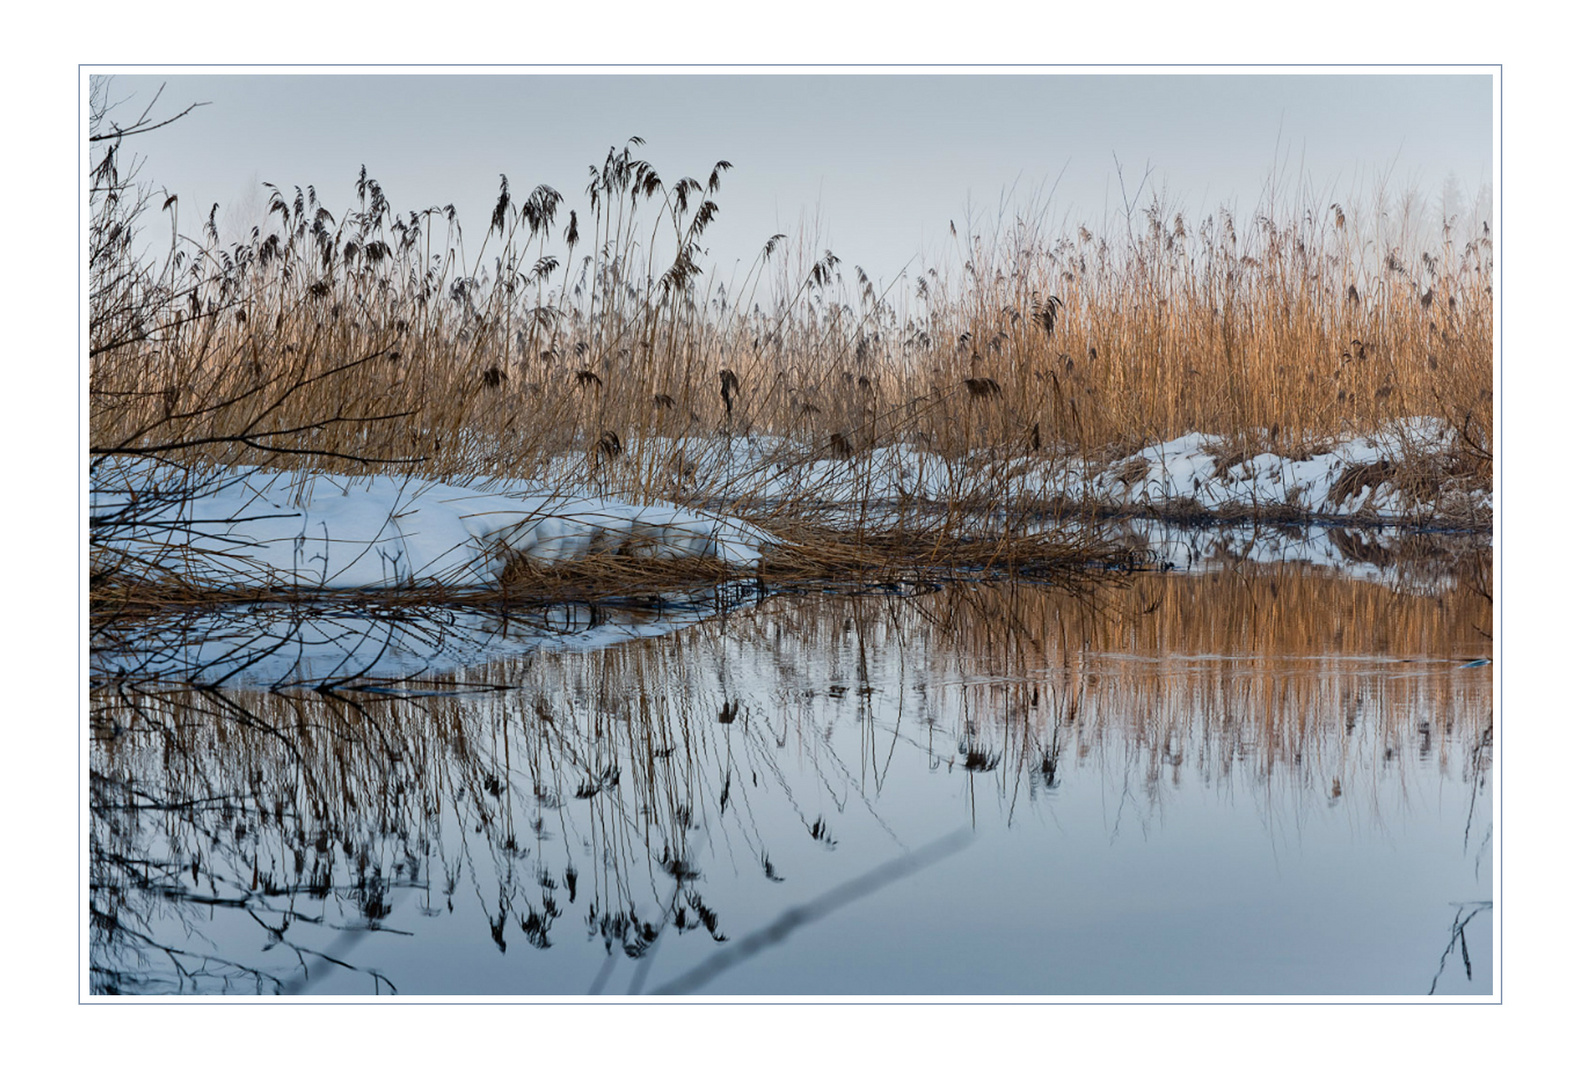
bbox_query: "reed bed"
[90,105,1492,602]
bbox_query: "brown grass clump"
[496,550,740,602]
[1329,460,1399,507]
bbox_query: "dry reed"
[89,92,1492,602]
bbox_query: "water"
[88,544,1493,996]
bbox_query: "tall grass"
[90,124,1493,533]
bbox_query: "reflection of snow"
[1094,517,1487,593]
[91,585,759,688]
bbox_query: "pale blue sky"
[96,69,1492,289]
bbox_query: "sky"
[91,69,1493,289]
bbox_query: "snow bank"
[1077,418,1484,520]
[89,418,1485,596]
[614,417,1488,523]
[91,461,775,591]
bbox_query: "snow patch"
[607,416,1488,523]
[92,460,775,592]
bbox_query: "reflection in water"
[89,583,761,688]
[89,562,1492,995]
[1098,516,1489,594]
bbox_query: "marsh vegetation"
[85,83,1494,996]
[90,81,1491,611]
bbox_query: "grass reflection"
[89,561,1491,994]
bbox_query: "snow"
[89,416,1489,686]
[91,460,775,592]
[90,416,1487,598]
[615,416,1488,523]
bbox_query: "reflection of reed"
[875,567,1491,824]
[90,647,824,991]
[89,565,1490,993]
[741,565,1490,803]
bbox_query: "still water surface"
[89,555,1492,995]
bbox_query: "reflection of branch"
[1463,723,1493,854]
[651,829,972,994]
[1428,901,1492,995]
[282,940,399,995]
[92,916,288,994]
